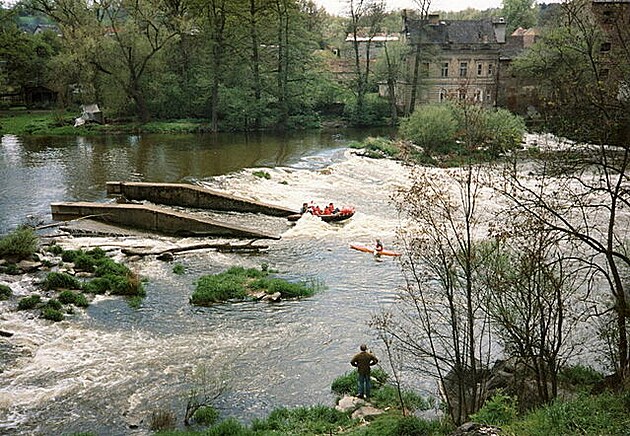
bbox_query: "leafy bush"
[17,295,41,310]
[399,104,459,154]
[193,405,220,426]
[42,306,64,322]
[0,284,12,300]
[348,413,449,436]
[370,384,430,412]
[0,226,39,261]
[349,136,400,159]
[58,290,89,307]
[45,298,63,311]
[94,258,130,277]
[471,391,518,426]
[47,244,63,255]
[250,277,315,299]
[106,273,145,297]
[558,365,604,389]
[43,272,82,290]
[204,418,251,436]
[82,277,111,294]
[172,263,185,275]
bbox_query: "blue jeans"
[357,373,371,397]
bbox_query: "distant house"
[398,12,507,112]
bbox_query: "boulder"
[451,422,502,436]
[336,395,365,412]
[262,292,282,302]
[156,252,174,262]
[351,405,383,420]
[17,260,42,273]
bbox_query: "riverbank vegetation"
[190,266,316,306]
[1,228,145,321]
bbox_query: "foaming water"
[0,133,409,434]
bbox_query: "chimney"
[493,17,506,43]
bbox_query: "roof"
[405,18,501,45]
[345,33,400,43]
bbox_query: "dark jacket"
[351,351,378,376]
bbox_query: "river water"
[0,130,424,435]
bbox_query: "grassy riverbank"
[0,110,217,136]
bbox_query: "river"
[0,130,423,435]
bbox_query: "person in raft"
[350,344,379,399]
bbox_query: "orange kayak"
[350,244,401,257]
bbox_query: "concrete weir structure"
[106,181,297,217]
[50,202,280,240]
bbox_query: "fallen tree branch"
[35,214,112,231]
[122,240,269,257]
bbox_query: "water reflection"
[0,129,390,233]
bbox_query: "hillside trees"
[507,0,630,380]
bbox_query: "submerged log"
[122,240,269,257]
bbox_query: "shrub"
[106,273,145,297]
[149,409,176,431]
[399,104,459,154]
[94,258,130,277]
[252,277,315,299]
[72,252,98,272]
[42,307,64,322]
[0,226,39,261]
[251,405,352,434]
[471,391,518,426]
[43,272,82,291]
[253,170,271,179]
[192,273,248,305]
[61,249,82,263]
[558,365,604,389]
[47,244,63,255]
[371,384,430,411]
[58,290,89,308]
[331,369,389,396]
[83,277,111,294]
[0,284,12,300]
[193,405,220,426]
[172,263,185,275]
[17,295,41,310]
[45,298,63,311]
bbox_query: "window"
[488,63,494,76]
[459,62,468,77]
[477,63,483,76]
[600,42,611,52]
[441,62,449,77]
[422,62,430,77]
[474,89,483,102]
[458,89,466,100]
[439,89,448,101]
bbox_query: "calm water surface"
[0,130,429,435]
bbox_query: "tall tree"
[502,0,537,34]
[407,0,431,114]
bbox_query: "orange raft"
[350,244,401,257]
[287,207,355,223]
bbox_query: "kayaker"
[374,239,384,255]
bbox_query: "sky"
[313,0,504,15]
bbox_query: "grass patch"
[504,392,630,436]
[43,272,82,291]
[0,226,39,261]
[253,170,271,179]
[191,266,315,306]
[58,290,89,307]
[348,137,400,159]
[251,405,353,435]
[17,295,41,310]
[0,284,12,300]
[173,263,186,275]
[331,368,389,396]
[192,405,220,426]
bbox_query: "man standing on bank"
[350,344,378,399]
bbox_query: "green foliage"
[0,226,38,261]
[505,392,630,436]
[345,413,451,436]
[191,266,314,305]
[204,418,252,436]
[399,103,525,158]
[82,277,111,294]
[471,391,518,426]
[94,258,131,277]
[46,244,63,255]
[41,306,64,322]
[250,405,352,434]
[331,369,389,396]
[399,104,459,154]
[45,298,63,310]
[58,290,89,307]
[349,137,401,159]
[0,284,12,300]
[172,263,185,275]
[106,273,145,297]
[370,385,430,412]
[17,295,41,310]
[252,171,271,180]
[43,272,82,291]
[192,405,219,426]
[558,365,604,390]
[345,94,390,127]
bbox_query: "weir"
[106,181,297,217]
[50,202,280,239]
